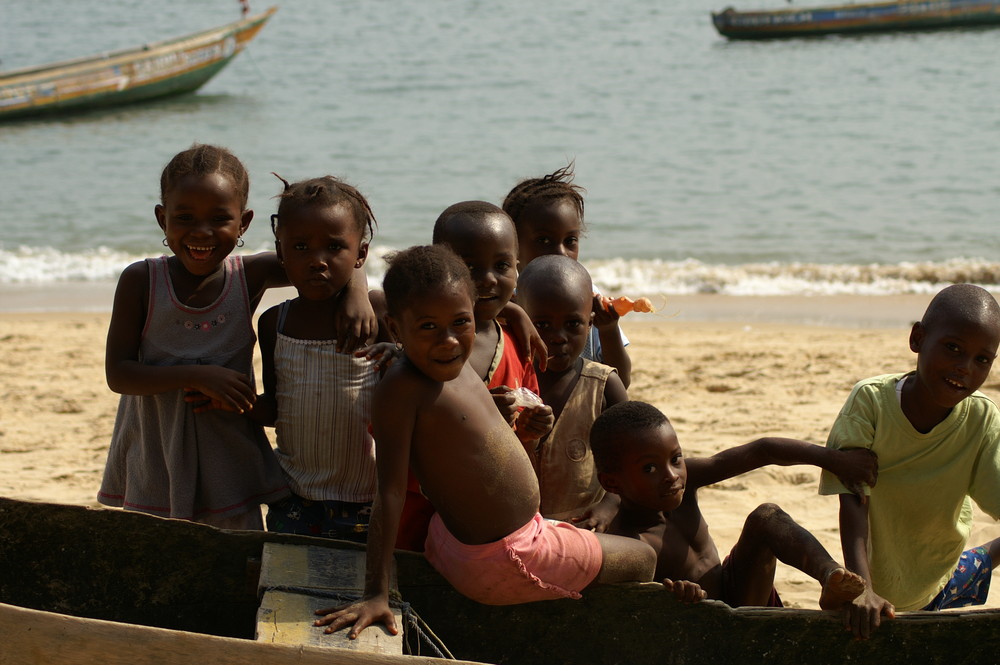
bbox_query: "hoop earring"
[162,238,168,247]
[237,236,245,248]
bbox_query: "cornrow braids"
[502,162,586,232]
[160,144,250,209]
[271,174,377,241]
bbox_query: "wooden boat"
[2,496,1000,664]
[0,7,276,120]
[712,0,1000,39]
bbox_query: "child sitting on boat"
[516,254,627,532]
[392,202,553,552]
[820,284,1000,639]
[314,245,657,639]
[592,400,873,608]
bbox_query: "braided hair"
[160,144,250,209]
[502,162,586,233]
[271,174,377,241]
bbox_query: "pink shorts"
[424,512,603,605]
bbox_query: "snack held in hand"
[509,387,544,408]
[601,295,655,316]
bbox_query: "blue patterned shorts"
[266,494,372,543]
[922,546,993,611]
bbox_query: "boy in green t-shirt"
[820,283,1000,639]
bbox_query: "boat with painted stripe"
[0,7,276,120]
[712,0,1000,39]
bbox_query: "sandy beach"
[2,291,998,611]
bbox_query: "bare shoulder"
[110,260,151,319]
[375,358,434,408]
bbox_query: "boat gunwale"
[711,0,1000,20]
[0,7,276,86]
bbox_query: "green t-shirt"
[819,373,1000,611]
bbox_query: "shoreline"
[1,282,931,328]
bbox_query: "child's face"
[521,286,593,373]
[275,203,367,301]
[155,173,252,276]
[517,198,582,267]
[600,423,687,513]
[910,317,1000,410]
[439,214,518,324]
[388,281,476,383]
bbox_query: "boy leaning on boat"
[821,284,1000,638]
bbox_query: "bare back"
[382,359,540,545]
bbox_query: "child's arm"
[242,252,377,351]
[839,494,895,639]
[500,301,548,372]
[335,269,378,353]
[686,437,878,492]
[248,306,280,426]
[106,262,255,412]
[592,295,631,388]
[313,373,414,638]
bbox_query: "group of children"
[99,143,1000,642]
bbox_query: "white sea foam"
[4,245,1000,297]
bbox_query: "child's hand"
[314,598,398,639]
[500,302,548,372]
[335,284,378,353]
[592,294,622,332]
[182,365,256,414]
[571,493,620,533]
[490,386,519,426]
[832,448,878,503]
[355,342,401,373]
[842,587,895,640]
[515,403,554,442]
[662,579,707,604]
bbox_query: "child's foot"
[818,567,865,610]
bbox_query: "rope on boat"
[262,585,456,659]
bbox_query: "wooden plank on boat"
[256,543,403,654]
[0,601,479,665]
[257,589,403,654]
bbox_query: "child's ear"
[597,470,620,495]
[385,314,401,343]
[356,242,369,269]
[909,322,925,353]
[588,310,595,328]
[274,240,283,264]
[240,209,254,235]
[155,204,166,232]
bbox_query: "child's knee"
[746,502,784,528]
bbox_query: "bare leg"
[587,532,656,586]
[727,503,863,609]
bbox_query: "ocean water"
[3,0,1000,301]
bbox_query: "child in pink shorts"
[424,512,603,604]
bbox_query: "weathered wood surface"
[256,545,403,653]
[3,497,1000,664]
[0,601,480,665]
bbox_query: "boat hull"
[4,497,1000,663]
[0,7,275,120]
[712,0,1000,39]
